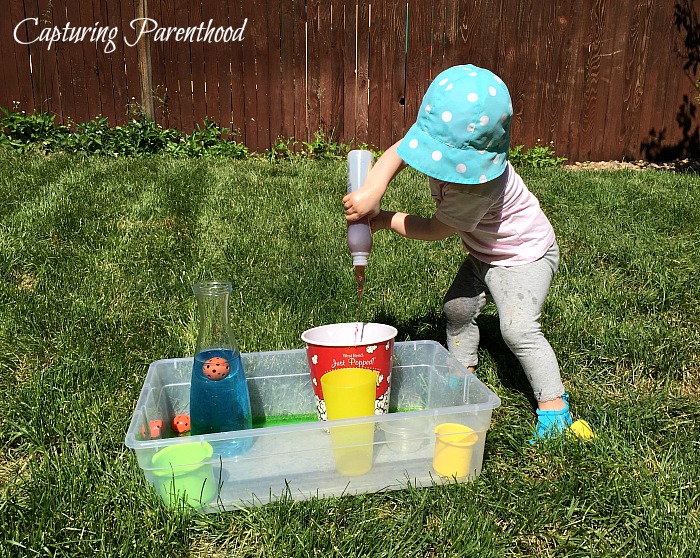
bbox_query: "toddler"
[343,64,591,443]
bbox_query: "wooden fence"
[1,0,699,162]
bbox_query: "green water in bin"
[252,413,318,428]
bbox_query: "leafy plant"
[167,119,248,159]
[266,136,299,160]
[300,129,346,159]
[0,107,249,158]
[1,106,563,167]
[509,143,567,168]
[0,105,68,153]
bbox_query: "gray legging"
[443,241,564,402]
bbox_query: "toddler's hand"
[343,188,381,222]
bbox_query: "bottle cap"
[352,253,369,266]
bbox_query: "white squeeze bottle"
[346,149,375,310]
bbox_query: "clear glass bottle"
[189,280,252,457]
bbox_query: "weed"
[510,143,568,168]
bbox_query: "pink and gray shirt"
[430,162,555,266]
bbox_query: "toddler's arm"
[343,141,406,222]
[372,210,456,241]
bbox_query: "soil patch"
[563,159,700,172]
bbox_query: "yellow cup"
[432,423,479,480]
[321,368,377,476]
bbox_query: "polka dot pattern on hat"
[396,64,513,184]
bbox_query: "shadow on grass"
[475,315,538,410]
[372,307,537,409]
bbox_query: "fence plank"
[547,2,577,159]
[291,0,307,143]
[148,0,168,127]
[538,2,564,149]
[559,2,588,162]
[172,0,194,130]
[355,0,370,144]
[240,0,259,149]
[577,0,608,161]
[618,0,654,159]
[388,1,407,143]
[367,2,382,149]
[638,1,677,159]
[306,0,321,138]
[228,0,247,139]
[78,0,104,120]
[585,1,619,160]
[265,0,282,145]
[673,13,700,159]
[278,0,296,140]
[252,0,271,150]
[189,1,206,126]
[214,1,232,132]
[152,0,177,129]
[0,1,23,109]
[329,0,346,140]
[342,1,357,144]
[23,0,46,113]
[429,0,444,76]
[92,0,118,125]
[200,0,219,126]
[503,0,532,148]
[36,0,62,119]
[57,0,87,122]
[443,0,459,69]
[379,1,393,148]
[317,1,333,134]
[405,0,430,131]
[102,0,129,122]
[119,0,141,118]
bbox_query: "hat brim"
[397,124,509,185]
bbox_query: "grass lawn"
[1,148,699,556]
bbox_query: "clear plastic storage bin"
[124,341,501,511]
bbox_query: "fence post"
[135,0,155,119]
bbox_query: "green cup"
[151,442,216,507]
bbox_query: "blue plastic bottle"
[189,281,252,458]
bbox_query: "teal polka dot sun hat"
[397,64,513,184]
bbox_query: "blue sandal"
[529,394,595,444]
[529,394,573,444]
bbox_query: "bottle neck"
[194,282,238,353]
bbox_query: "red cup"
[301,322,398,420]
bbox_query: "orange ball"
[147,419,163,439]
[203,356,230,380]
[172,414,191,434]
